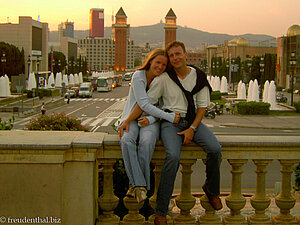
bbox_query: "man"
[147,41,222,224]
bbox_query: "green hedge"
[24,89,53,99]
[236,101,270,115]
[294,101,300,113]
[211,91,222,100]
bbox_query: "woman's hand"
[118,120,129,138]
[138,117,149,127]
[173,112,180,124]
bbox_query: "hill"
[49,22,277,48]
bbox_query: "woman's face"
[149,55,168,77]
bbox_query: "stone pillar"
[248,159,273,224]
[148,160,172,224]
[223,159,248,224]
[272,159,298,225]
[121,197,145,224]
[198,159,222,224]
[97,159,119,224]
[174,159,196,224]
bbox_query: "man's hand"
[138,117,149,127]
[177,128,194,145]
[118,120,129,138]
[173,112,180,124]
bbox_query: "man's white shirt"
[147,67,210,115]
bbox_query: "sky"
[0,0,299,37]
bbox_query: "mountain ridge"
[49,22,277,48]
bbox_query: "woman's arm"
[132,74,176,123]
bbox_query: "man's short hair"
[166,41,186,53]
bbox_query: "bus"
[97,77,114,92]
[113,75,123,87]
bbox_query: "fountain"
[47,73,55,88]
[209,76,214,90]
[79,72,83,84]
[214,76,220,91]
[0,75,11,97]
[220,76,228,93]
[237,80,243,99]
[55,73,62,88]
[251,79,259,102]
[240,83,247,100]
[27,72,37,90]
[69,74,75,86]
[62,75,69,87]
[247,80,253,101]
[267,81,276,109]
[74,73,79,85]
[263,80,270,102]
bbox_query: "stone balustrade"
[0,131,299,225]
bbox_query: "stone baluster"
[97,159,119,224]
[148,160,173,224]
[121,197,145,225]
[272,159,299,225]
[223,159,248,225]
[198,159,222,224]
[174,159,197,224]
[248,159,273,224]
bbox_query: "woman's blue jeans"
[120,120,159,190]
[156,119,222,216]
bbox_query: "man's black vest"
[167,65,212,126]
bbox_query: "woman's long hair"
[137,48,168,71]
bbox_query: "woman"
[118,48,180,203]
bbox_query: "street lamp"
[37,56,41,74]
[27,55,31,77]
[1,53,6,76]
[289,58,297,106]
[260,57,265,94]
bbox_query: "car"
[123,72,132,81]
[70,86,79,97]
[64,90,76,98]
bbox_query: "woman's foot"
[134,187,147,203]
[126,185,135,198]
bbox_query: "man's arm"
[177,107,206,145]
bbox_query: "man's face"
[167,45,187,69]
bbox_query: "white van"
[79,82,93,98]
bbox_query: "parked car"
[64,90,76,98]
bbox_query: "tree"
[48,51,67,74]
[0,42,25,78]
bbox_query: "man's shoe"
[126,185,135,198]
[134,187,147,203]
[202,184,223,210]
[154,212,167,225]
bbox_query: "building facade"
[0,16,48,77]
[78,37,115,71]
[89,8,104,38]
[276,25,300,90]
[164,8,177,48]
[58,20,74,41]
[206,38,277,75]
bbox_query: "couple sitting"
[118,41,222,225]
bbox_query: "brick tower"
[164,8,177,48]
[112,7,129,72]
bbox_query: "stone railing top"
[0,131,299,160]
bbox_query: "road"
[12,83,297,194]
